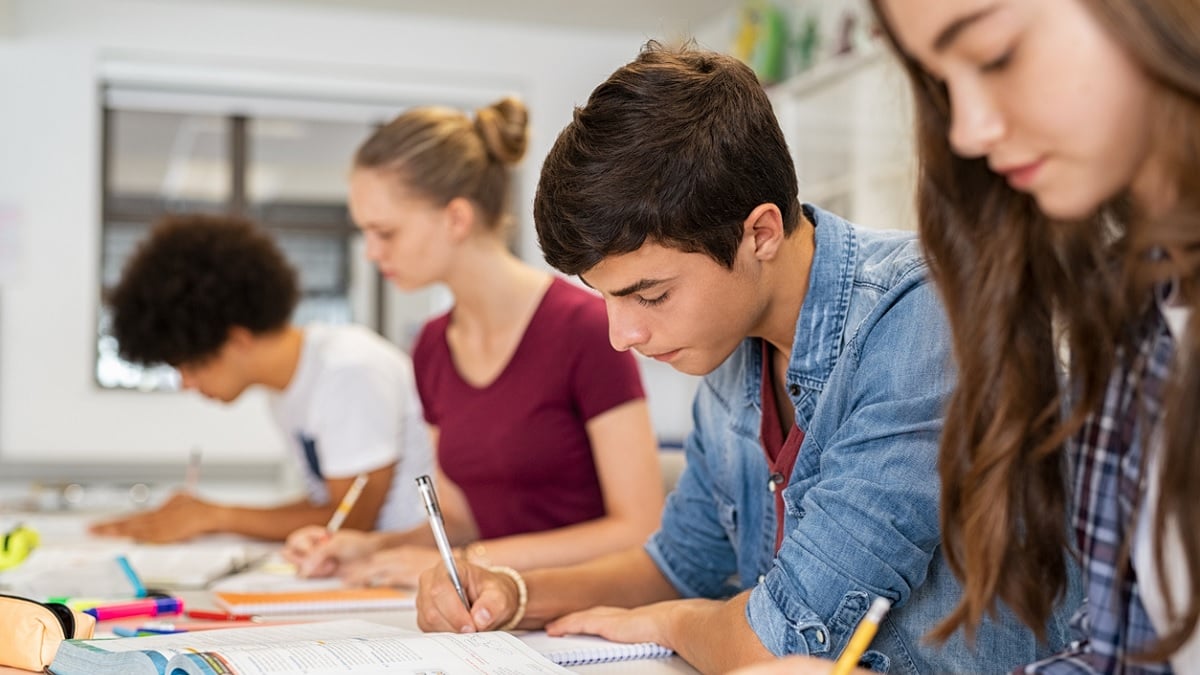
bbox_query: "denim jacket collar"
[746,204,858,424]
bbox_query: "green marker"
[46,597,108,611]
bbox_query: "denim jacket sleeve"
[746,277,955,658]
[645,385,745,601]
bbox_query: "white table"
[180,585,700,674]
[1,511,699,674]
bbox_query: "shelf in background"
[765,44,885,102]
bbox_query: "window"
[96,89,381,390]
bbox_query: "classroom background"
[0,0,915,512]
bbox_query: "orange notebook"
[213,587,415,616]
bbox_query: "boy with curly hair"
[90,213,433,543]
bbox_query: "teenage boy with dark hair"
[414,44,1077,673]
[91,214,433,543]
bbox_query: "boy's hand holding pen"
[416,475,471,609]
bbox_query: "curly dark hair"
[107,213,299,366]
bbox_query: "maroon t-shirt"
[760,340,805,554]
[412,278,646,539]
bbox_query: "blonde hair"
[354,96,529,230]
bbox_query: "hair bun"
[475,96,529,165]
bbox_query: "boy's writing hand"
[416,562,518,633]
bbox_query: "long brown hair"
[871,0,1200,658]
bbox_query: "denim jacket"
[646,205,1076,673]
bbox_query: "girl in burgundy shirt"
[283,97,663,587]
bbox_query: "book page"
[127,542,272,589]
[0,548,140,598]
[0,539,272,597]
[67,619,411,656]
[170,631,572,675]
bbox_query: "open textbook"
[49,619,573,675]
[126,543,272,589]
[0,541,270,597]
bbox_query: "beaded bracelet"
[488,565,527,631]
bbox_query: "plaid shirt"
[1024,307,1175,674]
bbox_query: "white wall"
[0,1,13,38]
[0,0,693,468]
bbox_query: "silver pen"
[415,475,470,608]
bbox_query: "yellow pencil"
[326,474,369,533]
[831,597,892,675]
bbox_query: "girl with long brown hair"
[734,1,1200,673]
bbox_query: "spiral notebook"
[213,587,415,615]
[518,631,674,667]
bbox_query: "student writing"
[91,215,433,542]
[283,97,663,586]
[415,44,1078,674]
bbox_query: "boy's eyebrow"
[609,278,670,298]
[933,5,999,52]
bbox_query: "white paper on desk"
[126,542,271,589]
[63,619,415,654]
[171,630,574,675]
[0,546,138,598]
[51,620,416,674]
[0,541,271,597]
[208,554,346,593]
[55,619,573,675]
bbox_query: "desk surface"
[178,589,699,674]
[0,512,699,674]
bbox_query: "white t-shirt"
[1132,294,1196,672]
[269,323,433,532]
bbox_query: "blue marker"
[115,555,147,598]
[112,626,183,637]
[134,625,186,634]
[137,622,190,633]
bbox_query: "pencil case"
[0,593,95,671]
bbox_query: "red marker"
[185,609,256,621]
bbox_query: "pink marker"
[83,596,184,621]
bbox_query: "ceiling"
[229,0,737,34]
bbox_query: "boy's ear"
[743,203,785,261]
[225,326,256,351]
